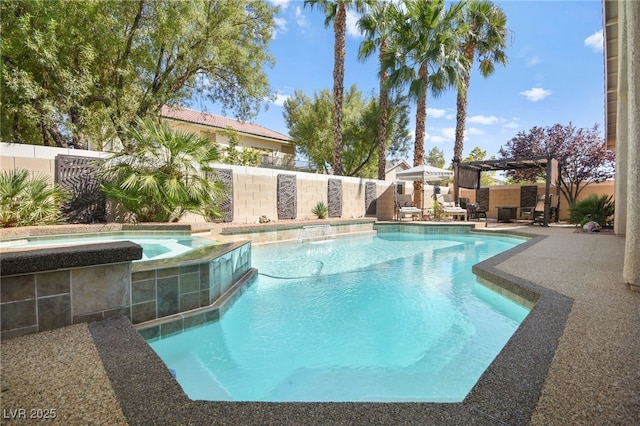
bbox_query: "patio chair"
[467,203,487,221]
[437,194,467,221]
[395,194,421,221]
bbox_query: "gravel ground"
[0,323,127,425]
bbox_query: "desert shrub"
[311,201,328,219]
[0,169,70,227]
[568,194,614,226]
[98,118,227,222]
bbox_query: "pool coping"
[88,228,574,425]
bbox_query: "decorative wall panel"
[55,155,106,223]
[478,187,490,210]
[365,182,377,216]
[212,169,233,222]
[520,186,538,208]
[328,179,342,218]
[277,174,297,219]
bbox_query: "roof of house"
[160,105,292,143]
[385,159,412,173]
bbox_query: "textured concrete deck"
[1,224,638,424]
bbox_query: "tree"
[383,0,466,210]
[283,85,411,178]
[358,1,402,180]
[304,0,370,176]
[0,169,70,227]
[462,146,497,186]
[453,0,508,200]
[1,0,276,149]
[425,147,446,168]
[498,123,615,206]
[98,118,226,222]
[219,128,261,167]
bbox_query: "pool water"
[0,233,216,261]
[149,232,530,402]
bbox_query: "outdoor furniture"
[496,206,518,223]
[395,194,421,221]
[437,194,467,221]
[467,203,487,221]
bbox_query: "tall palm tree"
[384,0,466,210]
[304,0,369,176]
[358,1,402,180]
[453,0,508,199]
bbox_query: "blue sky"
[202,0,605,163]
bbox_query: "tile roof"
[160,105,292,143]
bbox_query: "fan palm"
[384,0,466,210]
[453,0,508,199]
[358,1,403,180]
[98,118,226,222]
[0,169,70,227]
[304,0,370,176]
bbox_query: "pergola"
[455,155,560,227]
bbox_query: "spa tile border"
[90,229,574,425]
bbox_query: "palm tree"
[453,0,508,199]
[358,1,402,180]
[98,117,226,222]
[384,0,466,210]
[304,0,369,176]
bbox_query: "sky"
[199,0,606,164]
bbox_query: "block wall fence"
[0,142,614,223]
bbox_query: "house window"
[203,131,216,143]
[280,144,295,155]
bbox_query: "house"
[603,0,639,289]
[160,105,295,169]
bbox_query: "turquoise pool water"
[149,232,530,402]
[0,233,216,261]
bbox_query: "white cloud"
[346,10,363,38]
[295,6,307,28]
[441,127,456,140]
[272,93,290,107]
[429,135,449,144]
[584,29,603,53]
[269,0,289,10]
[502,119,520,129]
[526,56,542,67]
[466,127,484,136]
[520,87,552,102]
[272,17,287,37]
[427,108,447,118]
[468,115,499,125]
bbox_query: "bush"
[311,201,328,219]
[568,194,614,227]
[0,169,70,227]
[98,118,227,222]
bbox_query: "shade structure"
[396,164,454,182]
[396,165,454,212]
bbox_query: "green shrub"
[0,169,70,227]
[311,201,328,219]
[568,194,614,226]
[98,118,227,222]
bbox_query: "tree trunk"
[377,39,389,181]
[332,2,346,176]
[453,44,475,201]
[413,63,428,211]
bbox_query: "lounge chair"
[437,194,467,221]
[395,194,422,221]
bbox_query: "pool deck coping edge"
[88,228,573,425]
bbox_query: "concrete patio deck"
[1,224,638,424]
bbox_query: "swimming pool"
[0,232,217,261]
[149,232,530,402]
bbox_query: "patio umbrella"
[396,165,454,210]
